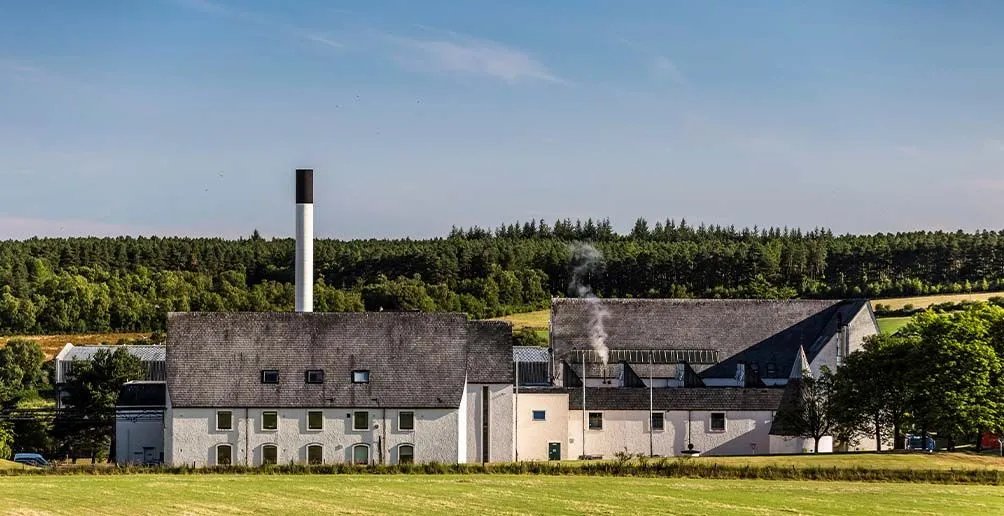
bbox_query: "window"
[216,411,233,431]
[710,412,726,432]
[262,411,278,431]
[261,370,279,384]
[307,444,323,465]
[307,411,323,431]
[765,363,777,377]
[305,370,325,384]
[532,410,546,422]
[749,362,760,377]
[398,411,415,431]
[588,412,603,430]
[651,412,665,431]
[352,370,370,383]
[398,444,414,465]
[262,445,277,466]
[216,444,232,466]
[352,444,370,465]
[353,411,369,431]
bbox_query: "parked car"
[12,453,51,467]
[904,435,936,452]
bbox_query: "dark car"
[12,453,51,467]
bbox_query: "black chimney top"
[296,169,313,204]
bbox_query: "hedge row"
[3,459,1002,485]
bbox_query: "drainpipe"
[649,350,654,458]
[581,350,586,460]
[382,408,387,465]
[244,408,249,466]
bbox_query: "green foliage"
[512,328,547,347]
[0,422,12,460]
[772,368,837,452]
[0,339,46,409]
[3,222,1004,334]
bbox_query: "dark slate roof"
[117,381,166,407]
[467,321,515,384]
[567,387,785,411]
[551,298,870,380]
[166,312,511,409]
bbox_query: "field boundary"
[3,459,1002,485]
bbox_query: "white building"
[510,298,879,460]
[164,312,513,466]
[115,381,166,465]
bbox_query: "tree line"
[4,219,1004,334]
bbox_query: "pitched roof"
[551,298,869,379]
[166,312,511,409]
[467,321,515,384]
[567,387,785,411]
[56,344,165,362]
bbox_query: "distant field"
[873,292,1004,310]
[877,316,912,334]
[490,309,549,330]
[688,451,1004,471]
[0,333,151,359]
[0,459,24,470]
[0,474,1000,516]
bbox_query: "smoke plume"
[568,243,610,366]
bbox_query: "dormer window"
[352,370,370,384]
[305,370,325,384]
[765,363,777,377]
[261,370,279,384]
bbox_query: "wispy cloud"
[0,57,49,83]
[388,33,563,85]
[172,0,343,51]
[616,37,686,86]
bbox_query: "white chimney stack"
[295,169,313,312]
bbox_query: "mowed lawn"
[873,292,1004,311]
[490,309,549,330]
[687,451,1004,470]
[876,316,912,334]
[0,474,1001,516]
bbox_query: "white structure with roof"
[54,343,166,409]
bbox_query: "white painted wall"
[115,410,165,464]
[464,384,515,463]
[515,392,569,460]
[769,434,833,454]
[567,409,775,458]
[167,407,459,466]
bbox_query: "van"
[12,453,50,467]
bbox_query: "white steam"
[568,243,610,366]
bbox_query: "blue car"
[12,453,50,467]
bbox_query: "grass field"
[0,333,151,359]
[873,292,1004,310]
[490,309,549,330]
[688,451,1004,470]
[877,316,912,334]
[0,474,1000,515]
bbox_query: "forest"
[2,217,1004,334]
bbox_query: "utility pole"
[581,350,587,460]
[649,350,654,458]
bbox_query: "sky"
[1,0,1004,240]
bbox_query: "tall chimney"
[295,169,313,312]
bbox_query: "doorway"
[548,442,561,461]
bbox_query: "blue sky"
[1,0,1003,239]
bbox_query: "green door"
[548,442,561,461]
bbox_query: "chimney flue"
[295,169,313,312]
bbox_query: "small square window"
[216,411,233,431]
[352,370,370,383]
[307,411,323,431]
[651,412,664,431]
[261,370,279,384]
[262,411,278,431]
[532,410,546,422]
[398,411,415,431]
[765,363,777,377]
[588,412,603,430]
[710,412,726,432]
[353,411,369,431]
[305,370,324,384]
